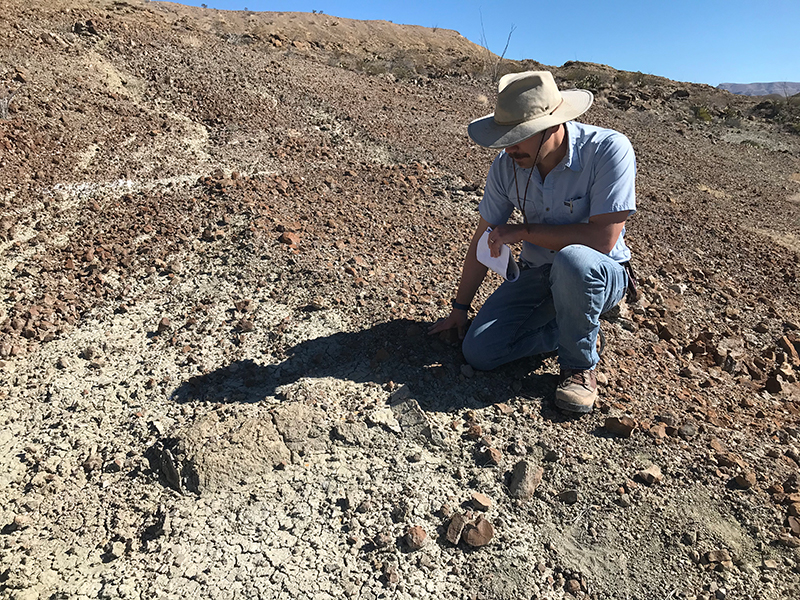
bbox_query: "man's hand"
[427,309,468,340]
[487,224,525,257]
[429,216,493,341]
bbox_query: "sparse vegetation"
[560,66,612,92]
[360,58,388,77]
[692,104,713,123]
[613,71,662,90]
[721,105,742,128]
[478,11,516,82]
[750,96,800,134]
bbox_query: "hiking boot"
[555,369,598,413]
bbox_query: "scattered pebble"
[565,579,581,595]
[637,465,663,486]
[404,526,427,551]
[462,516,494,548]
[604,416,637,437]
[734,471,757,489]
[446,513,468,545]
[509,460,544,500]
[470,492,492,511]
[558,489,579,505]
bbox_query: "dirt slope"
[2,1,800,599]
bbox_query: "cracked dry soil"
[2,1,800,599]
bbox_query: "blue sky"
[166,0,800,86]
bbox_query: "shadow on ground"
[170,318,567,416]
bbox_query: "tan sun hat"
[468,71,593,149]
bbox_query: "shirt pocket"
[558,196,589,222]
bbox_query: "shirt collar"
[560,121,583,172]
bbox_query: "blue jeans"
[462,244,628,372]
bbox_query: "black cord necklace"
[512,127,549,226]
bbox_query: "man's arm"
[428,216,494,339]
[486,210,630,257]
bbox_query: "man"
[428,71,636,413]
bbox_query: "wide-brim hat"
[468,71,593,149]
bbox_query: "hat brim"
[468,89,594,149]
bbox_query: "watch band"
[451,299,471,312]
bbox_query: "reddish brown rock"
[779,336,800,365]
[471,492,492,511]
[734,471,757,489]
[495,403,514,415]
[709,438,727,453]
[509,460,544,500]
[565,579,581,595]
[767,483,785,495]
[278,232,300,246]
[705,549,732,563]
[234,299,253,312]
[777,534,800,548]
[157,317,171,333]
[446,512,468,544]
[637,465,663,486]
[404,526,427,550]
[648,422,668,439]
[788,516,800,535]
[483,447,502,466]
[383,563,400,584]
[604,416,638,437]
[716,452,745,468]
[462,516,494,548]
[465,423,482,440]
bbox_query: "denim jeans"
[462,244,628,372]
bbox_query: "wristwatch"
[451,299,471,312]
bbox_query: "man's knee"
[462,330,500,371]
[552,243,593,271]
[551,244,597,285]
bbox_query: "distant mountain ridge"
[717,82,800,97]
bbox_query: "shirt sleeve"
[478,153,516,226]
[589,132,637,217]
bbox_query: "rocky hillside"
[2,1,800,599]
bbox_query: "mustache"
[508,152,529,160]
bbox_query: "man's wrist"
[524,221,540,239]
[451,299,471,312]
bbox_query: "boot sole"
[554,396,595,413]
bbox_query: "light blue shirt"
[478,121,637,267]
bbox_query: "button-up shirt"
[478,121,637,267]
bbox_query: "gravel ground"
[2,1,800,599]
